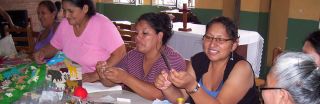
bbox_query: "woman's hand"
[168,69,197,91]
[104,67,128,84]
[96,61,109,79]
[82,72,99,82]
[155,70,172,90]
[33,50,46,64]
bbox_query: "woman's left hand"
[82,72,99,82]
[168,69,197,91]
[104,67,128,84]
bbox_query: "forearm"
[0,8,15,28]
[100,77,117,87]
[40,44,59,58]
[123,75,164,100]
[162,86,186,103]
[106,45,126,66]
[189,88,220,104]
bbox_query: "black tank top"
[188,52,260,104]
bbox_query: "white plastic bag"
[0,35,17,56]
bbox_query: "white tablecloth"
[168,22,264,77]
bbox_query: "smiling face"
[134,20,163,54]
[203,23,237,61]
[303,41,320,66]
[62,1,88,25]
[37,4,56,28]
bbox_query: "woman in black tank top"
[155,16,260,104]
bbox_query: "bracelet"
[187,83,201,94]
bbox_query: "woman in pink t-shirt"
[33,0,126,82]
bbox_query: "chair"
[255,77,265,87]
[272,47,284,65]
[5,20,35,54]
[113,22,135,30]
[118,29,136,52]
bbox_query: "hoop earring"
[230,52,234,61]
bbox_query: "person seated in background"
[262,52,320,104]
[303,30,320,66]
[96,12,186,100]
[33,0,126,82]
[155,16,260,104]
[34,1,60,51]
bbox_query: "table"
[88,90,152,104]
[168,22,264,77]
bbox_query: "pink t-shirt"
[50,13,124,73]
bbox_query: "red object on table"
[73,86,88,100]
[178,3,192,32]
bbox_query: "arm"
[123,73,164,100]
[106,44,126,66]
[189,60,254,104]
[84,44,126,82]
[33,44,59,64]
[159,61,194,102]
[101,66,164,100]
[0,7,16,28]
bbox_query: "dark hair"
[136,12,173,45]
[39,1,57,13]
[62,0,96,18]
[54,1,62,12]
[206,16,239,41]
[305,30,320,54]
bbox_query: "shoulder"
[191,52,208,66]
[191,52,206,60]
[229,60,254,81]
[89,13,112,24]
[233,60,252,74]
[164,46,185,61]
[58,19,70,27]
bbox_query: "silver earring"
[230,52,234,61]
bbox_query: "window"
[153,0,195,8]
[113,0,143,5]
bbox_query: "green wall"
[96,3,222,24]
[239,11,270,78]
[96,3,169,22]
[286,18,319,51]
[191,8,222,25]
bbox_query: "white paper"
[117,97,131,102]
[97,95,116,102]
[82,82,122,93]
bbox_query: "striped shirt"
[116,45,186,83]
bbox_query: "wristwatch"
[187,83,201,94]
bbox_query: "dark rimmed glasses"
[260,87,283,91]
[203,34,233,44]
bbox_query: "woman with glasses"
[262,52,320,104]
[155,16,260,104]
[96,12,186,100]
[303,30,320,66]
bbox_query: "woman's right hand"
[96,61,109,79]
[33,50,45,64]
[168,69,197,92]
[155,70,172,90]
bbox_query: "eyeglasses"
[260,87,283,91]
[203,35,233,44]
